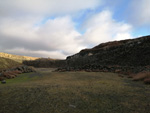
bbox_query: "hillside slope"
[0,57,21,71]
[23,58,66,68]
[0,52,38,63]
[66,35,150,67]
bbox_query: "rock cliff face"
[66,35,150,67]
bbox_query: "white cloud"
[0,10,133,58]
[4,48,66,59]
[82,10,133,46]
[37,16,85,53]
[0,17,38,41]
[0,0,101,17]
[0,16,85,59]
[0,0,133,59]
[128,0,150,26]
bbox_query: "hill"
[0,52,38,63]
[22,35,150,74]
[66,35,150,67]
[0,57,21,71]
[23,58,66,68]
[52,35,150,75]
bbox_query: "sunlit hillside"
[0,57,21,71]
[0,52,38,63]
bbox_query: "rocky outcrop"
[22,35,150,77]
[66,35,150,70]
[56,65,150,74]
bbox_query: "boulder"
[1,80,6,84]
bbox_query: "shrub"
[132,72,150,81]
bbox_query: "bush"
[132,72,150,81]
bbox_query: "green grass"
[0,70,150,113]
[5,73,40,84]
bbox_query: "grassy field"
[0,69,150,113]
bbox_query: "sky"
[0,0,150,59]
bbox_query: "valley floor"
[0,68,150,113]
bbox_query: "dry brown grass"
[2,72,16,79]
[132,72,150,81]
[1,71,22,79]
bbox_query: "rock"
[1,80,6,84]
[69,104,76,108]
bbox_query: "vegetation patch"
[132,72,150,84]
